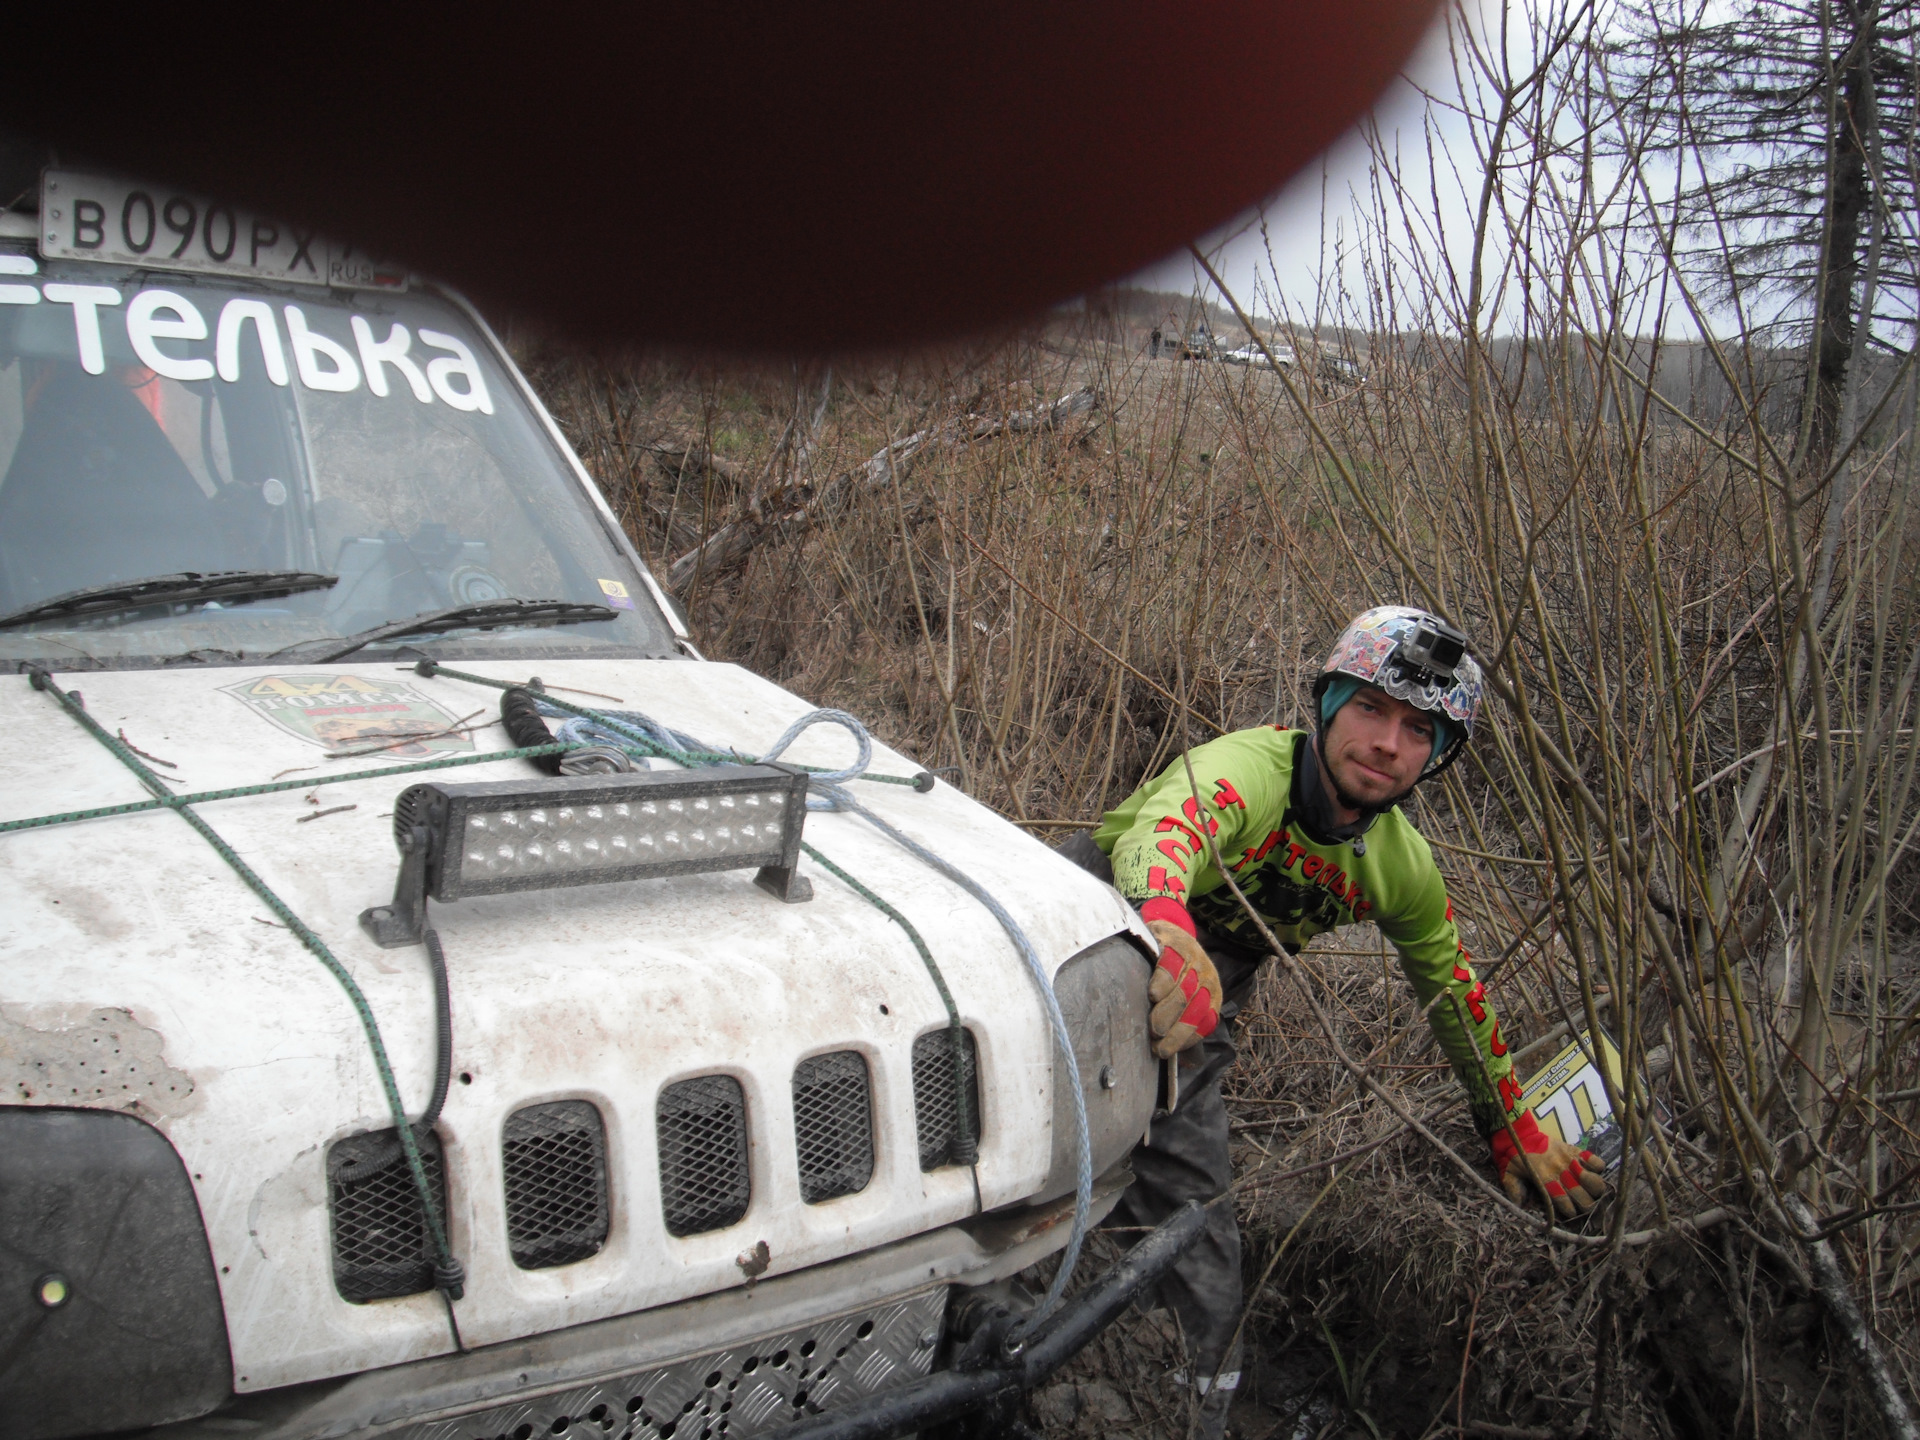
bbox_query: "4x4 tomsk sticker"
[221,673,475,758]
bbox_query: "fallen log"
[1781,1191,1918,1440]
[640,441,746,486]
[665,386,1097,594]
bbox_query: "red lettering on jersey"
[1344,882,1365,911]
[1489,1021,1508,1058]
[1212,778,1246,811]
[1147,866,1186,899]
[1320,865,1346,895]
[1156,837,1190,871]
[1354,899,1373,920]
[1156,815,1208,853]
[1445,898,1455,922]
[1237,829,1283,869]
[1301,855,1323,880]
[1181,796,1219,838]
[1283,843,1306,869]
[1498,1074,1525,1111]
[1452,960,1473,984]
[1465,982,1488,1024]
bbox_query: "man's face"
[1321,685,1435,812]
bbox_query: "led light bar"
[361,764,810,947]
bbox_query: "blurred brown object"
[0,2,1438,353]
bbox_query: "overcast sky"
[1127,3,1788,342]
[1129,15,1482,331]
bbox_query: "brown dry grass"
[518,321,1920,1438]
[513,8,1920,1431]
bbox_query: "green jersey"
[1093,725,1523,1137]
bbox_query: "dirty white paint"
[0,658,1149,1392]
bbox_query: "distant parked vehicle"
[1222,342,1294,369]
[1179,329,1220,360]
[1316,354,1367,384]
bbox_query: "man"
[1060,606,1607,1437]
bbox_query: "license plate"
[39,170,406,290]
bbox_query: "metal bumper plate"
[392,1288,945,1440]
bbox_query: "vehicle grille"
[657,1075,751,1236]
[327,1128,447,1303]
[792,1051,874,1204]
[390,1287,946,1440]
[504,1101,610,1270]
[911,1028,981,1171]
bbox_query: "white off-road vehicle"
[0,171,1185,1440]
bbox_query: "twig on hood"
[323,711,492,759]
[297,804,358,824]
[117,729,178,768]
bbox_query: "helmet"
[1312,606,1484,777]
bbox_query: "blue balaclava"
[1318,677,1454,770]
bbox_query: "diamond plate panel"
[391,1287,946,1440]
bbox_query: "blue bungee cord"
[543,700,1095,1325]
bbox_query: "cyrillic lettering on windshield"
[12,279,498,418]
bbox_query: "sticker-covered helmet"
[1312,606,1484,776]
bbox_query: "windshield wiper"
[272,598,619,664]
[0,571,339,632]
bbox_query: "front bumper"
[783,1200,1208,1440]
[148,1167,1144,1440]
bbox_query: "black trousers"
[1056,832,1261,1397]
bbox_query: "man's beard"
[1329,771,1373,813]
[1325,746,1415,814]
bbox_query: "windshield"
[0,248,676,668]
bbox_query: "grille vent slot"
[504,1100,610,1269]
[327,1128,447,1303]
[793,1051,875,1203]
[658,1075,751,1236]
[911,1028,982,1171]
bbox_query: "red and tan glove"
[1141,900,1223,1059]
[1491,1110,1609,1218]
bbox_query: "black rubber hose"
[501,686,564,774]
[778,1202,1209,1440]
[358,927,453,1175]
[419,928,453,1133]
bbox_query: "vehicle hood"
[0,657,1145,1390]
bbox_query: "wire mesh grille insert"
[503,1100,610,1269]
[911,1028,982,1171]
[792,1051,875,1203]
[658,1074,751,1236]
[327,1128,447,1303]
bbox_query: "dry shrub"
[520,315,1920,1435]
[515,5,1920,1432]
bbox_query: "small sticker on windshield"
[597,579,636,610]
